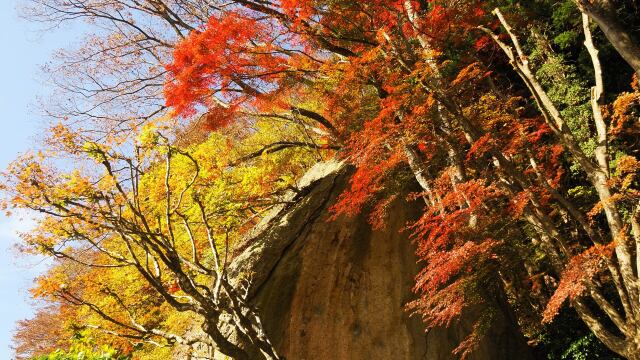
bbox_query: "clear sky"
[0,1,82,357]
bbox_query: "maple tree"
[7,0,640,359]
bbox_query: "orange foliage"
[542,243,615,323]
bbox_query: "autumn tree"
[3,114,329,359]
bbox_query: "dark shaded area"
[533,306,623,360]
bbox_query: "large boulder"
[227,161,533,360]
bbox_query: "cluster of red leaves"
[415,1,488,45]
[407,181,505,356]
[331,152,404,218]
[368,194,399,230]
[201,104,240,131]
[279,0,315,23]
[330,58,416,217]
[311,0,407,39]
[164,12,287,117]
[410,182,502,277]
[542,243,615,323]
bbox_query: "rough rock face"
[228,161,533,360]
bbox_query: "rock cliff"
[226,161,533,360]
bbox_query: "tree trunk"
[575,0,640,75]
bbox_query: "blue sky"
[0,1,82,357]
